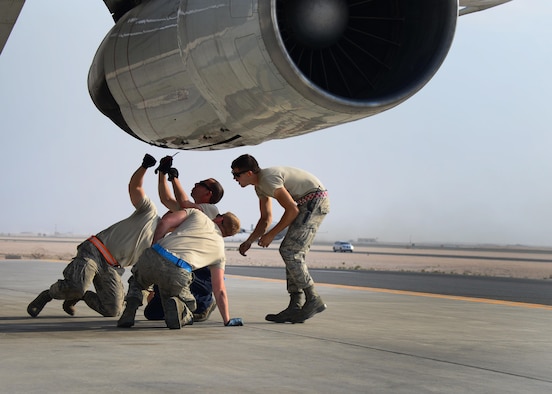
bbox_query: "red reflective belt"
[87,236,119,267]
[295,190,328,206]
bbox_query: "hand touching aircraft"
[1,0,512,151]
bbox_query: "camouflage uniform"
[43,196,158,317]
[125,248,196,313]
[253,166,330,323]
[280,196,330,293]
[119,209,226,329]
[49,241,125,316]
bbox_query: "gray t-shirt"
[255,166,325,200]
[96,196,159,268]
[196,203,219,220]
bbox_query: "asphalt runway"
[1,260,551,393]
[226,266,552,306]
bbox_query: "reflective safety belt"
[152,243,192,272]
[295,190,328,206]
[87,235,119,267]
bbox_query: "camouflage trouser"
[279,196,330,293]
[126,248,197,312]
[49,240,125,316]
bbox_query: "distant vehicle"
[333,241,354,253]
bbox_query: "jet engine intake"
[88,0,458,150]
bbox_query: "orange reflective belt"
[87,236,119,267]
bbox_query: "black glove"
[225,318,244,326]
[142,154,157,169]
[167,168,179,181]
[155,155,173,174]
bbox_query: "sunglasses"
[216,214,227,236]
[231,169,249,179]
[197,181,213,192]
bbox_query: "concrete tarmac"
[1,260,551,393]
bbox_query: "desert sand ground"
[1,236,552,280]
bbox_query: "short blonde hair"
[221,212,241,237]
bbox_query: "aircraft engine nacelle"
[88,0,458,150]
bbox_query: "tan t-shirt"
[158,209,225,270]
[96,196,159,268]
[255,166,325,200]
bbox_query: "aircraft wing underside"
[101,0,515,21]
[459,0,512,15]
[0,0,514,58]
[0,0,25,55]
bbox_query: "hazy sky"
[1,1,551,246]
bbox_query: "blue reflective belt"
[152,243,192,272]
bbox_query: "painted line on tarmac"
[225,275,552,311]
